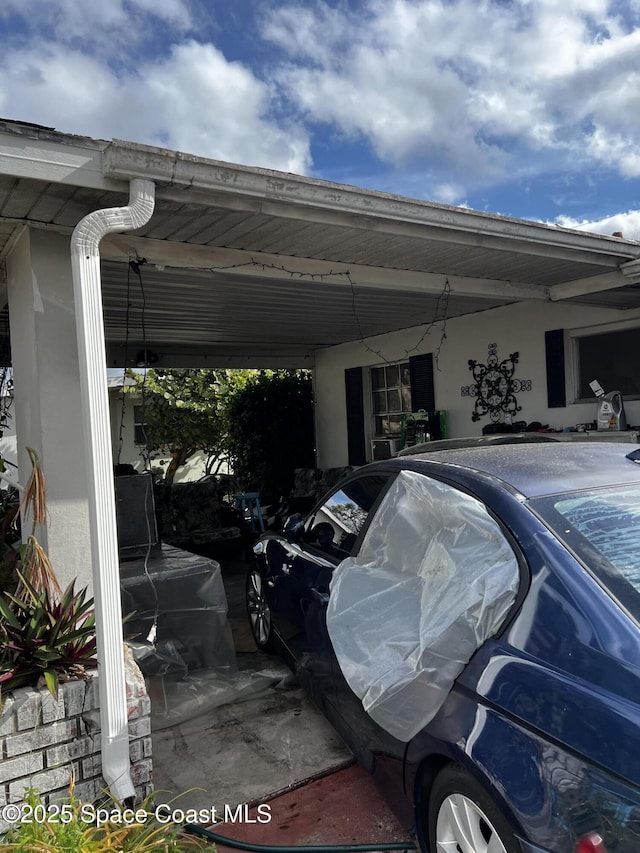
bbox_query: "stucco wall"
[314,299,640,468]
[6,229,92,593]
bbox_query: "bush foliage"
[125,368,246,484]
[129,368,315,501]
[0,573,96,697]
[2,786,211,852]
[224,371,315,503]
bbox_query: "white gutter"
[70,179,155,803]
[103,140,640,263]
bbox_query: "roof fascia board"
[0,131,125,192]
[549,262,640,301]
[104,140,640,265]
[101,234,550,302]
[155,187,631,269]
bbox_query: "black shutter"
[409,353,435,412]
[344,367,367,466]
[545,329,566,408]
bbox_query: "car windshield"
[530,485,640,621]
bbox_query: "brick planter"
[0,648,152,832]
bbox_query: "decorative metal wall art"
[461,343,532,423]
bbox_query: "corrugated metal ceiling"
[0,174,633,284]
[1,163,640,367]
[100,260,508,366]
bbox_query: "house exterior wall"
[314,299,640,468]
[6,228,92,593]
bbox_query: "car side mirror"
[283,513,304,540]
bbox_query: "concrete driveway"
[150,557,354,812]
[145,553,413,851]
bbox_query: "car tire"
[246,568,276,653]
[428,764,520,853]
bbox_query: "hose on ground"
[184,822,417,853]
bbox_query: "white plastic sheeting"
[121,546,280,727]
[326,470,520,741]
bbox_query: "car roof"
[389,441,640,499]
[397,432,557,456]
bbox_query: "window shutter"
[545,329,566,408]
[409,353,435,412]
[344,367,367,466]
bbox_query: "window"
[532,485,640,623]
[133,405,149,446]
[371,362,412,437]
[344,355,435,465]
[572,325,640,400]
[305,474,390,559]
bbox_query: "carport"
[1,117,640,821]
[3,117,640,588]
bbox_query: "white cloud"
[432,182,467,205]
[0,47,130,135]
[142,42,311,171]
[585,127,640,179]
[555,210,640,241]
[0,0,193,45]
[0,0,638,220]
[263,0,640,186]
[0,15,312,174]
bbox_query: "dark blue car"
[246,442,640,853]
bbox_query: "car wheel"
[246,568,276,652]
[428,764,520,853]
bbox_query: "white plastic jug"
[597,391,627,431]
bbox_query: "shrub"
[0,449,97,702]
[2,786,212,852]
[0,573,96,698]
[224,371,315,503]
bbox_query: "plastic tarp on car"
[326,470,520,742]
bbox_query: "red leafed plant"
[0,448,96,700]
[0,572,96,697]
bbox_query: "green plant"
[224,370,315,502]
[0,573,96,697]
[1,786,212,852]
[0,484,20,596]
[0,543,19,597]
[125,368,253,484]
[0,450,97,706]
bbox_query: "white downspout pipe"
[70,179,155,802]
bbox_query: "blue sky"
[1,0,639,238]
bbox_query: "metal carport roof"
[1,119,639,367]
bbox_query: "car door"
[289,474,394,725]
[325,467,522,780]
[269,473,393,706]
